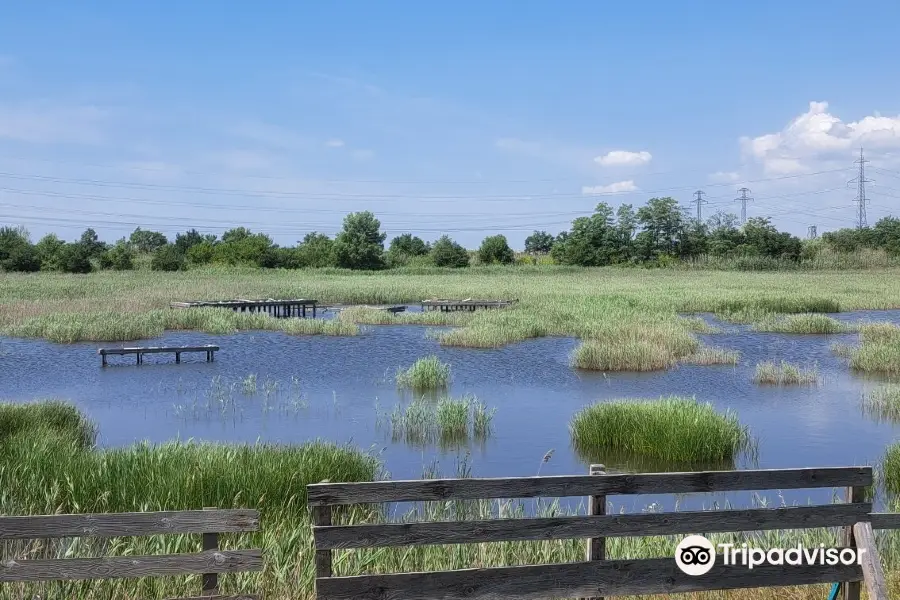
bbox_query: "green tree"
[58,243,93,274]
[35,234,66,271]
[297,232,335,268]
[99,238,136,270]
[386,233,430,267]
[524,230,554,254]
[0,226,40,272]
[477,234,514,264]
[551,202,622,266]
[129,227,168,253]
[175,229,209,253]
[872,217,900,255]
[151,244,187,271]
[706,211,743,257]
[332,211,386,270]
[78,228,107,258]
[635,197,685,260]
[430,235,469,267]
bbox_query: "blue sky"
[1,1,900,248]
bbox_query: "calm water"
[2,310,899,511]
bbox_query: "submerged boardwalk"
[98,345,219,366]
[421,299,516,312]
[170,299,318,318]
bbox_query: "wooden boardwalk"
[98,345,219,366]
[171,298,318,318]
[421,298,516,312]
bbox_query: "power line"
[693,190,707,221]
[848,147,872,229]
[735,187,753,224]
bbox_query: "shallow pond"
[1,309,899,511]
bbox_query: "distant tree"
[35,234,66,271]
[0,226,40,272]
[477,234,514,264]
[524,230,554,254]
[386,233,430,267]
[78,228,107,258]
[430,235,469,268]
[174,228,208,253]
[872,217,900,255]
[297,232,335,268]
[99,238,136,270]
[739,217,802,260]
[551,202,622,266]
[221,227,252,244]
[151,244,187,271]
[332,211,386,270]
[186,241,216,266]
[129,227,168,253]
[58,243,93,274]
[215,229,275,266]
[635,197,685,260]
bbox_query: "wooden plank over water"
[0,549,263,582]
[98,345,219,356]
[306,466,873,506]
[0,509,259,540]
[313,503,872,549]
[314,555,862,600]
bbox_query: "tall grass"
[383,395,495,447]
[752,361,818,385]
[849,323,900,375]
[862,385,900,423]
[395,356,452,391]
[681,345,740,365]
[569,396,753,469]
[2,400,900,599]
[752,313,852,334]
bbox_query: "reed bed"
[681,345,741,365]
[338,305,473,327]
[569,396,754,468]
[752,361,819,385]
[752,313,852,334]
[849,323,900,375]
[395,355,452,391]
[380,394,495,447]
[3,400,900,599]
[863,385,900,424]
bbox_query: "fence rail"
[308,465,893,600]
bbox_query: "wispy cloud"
[0,103,107,144]
[582,180,638,195]
[325,138,345,148]
[351,149,375,160]
[594,150,652,167]
[708,171,741,183]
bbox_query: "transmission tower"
[848,147,872,229]
[693,190,708,221]
[807,225,817,239]
[735,187,753,224]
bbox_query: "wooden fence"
[0,507,263,599]
[307,465,894,600]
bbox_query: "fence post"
[313,504,333,580]
[843,486,865,600]
[202,506,219,596]
[584,464,606,600]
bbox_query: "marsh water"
[2,309,899,511]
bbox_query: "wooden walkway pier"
[421,298,517,312]
[98,345,219,366]
[170,298,318,318]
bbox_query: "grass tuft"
[752,361,818,385]
[569,396,753,468]
[383,395,495,447]
[849,323,900,375]
[681,346,740,365]
[395,356,452,391]
[752,313,851,334]
[862,385,900,423]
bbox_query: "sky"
[1,1,900,248]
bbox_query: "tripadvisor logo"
[675,535,866,576]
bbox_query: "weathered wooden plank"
[313,503,872,550]
[98,346,219,356]
[307,467,873,506]
[844,486,866,600]
[868,512,900,530]
[313,505,333,579]
[0,509,259,540]
[853,522,889,600]
[0,549,263,582]
[315,554,862,600]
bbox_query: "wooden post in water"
[843,485,866,600]
[583,463,606,600]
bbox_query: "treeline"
[1,196,898,274]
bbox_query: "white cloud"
[594,150,652,167]
[325,138,345,148]
[0,103,107,144]
[582,180,638,195]
[740,101,900,174]
[708,171,741,183]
